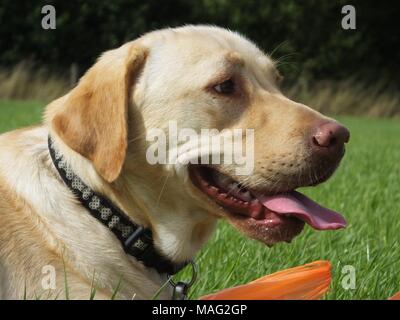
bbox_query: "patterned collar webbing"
[48,136,188,275]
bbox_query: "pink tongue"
[257,191,346,230]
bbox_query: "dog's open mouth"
[189,165,346,245]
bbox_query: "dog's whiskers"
[155,171,171,209]
[127,132,147,145]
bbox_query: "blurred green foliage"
[0,0,398,85]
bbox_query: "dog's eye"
[213,79,235,95]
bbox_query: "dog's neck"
[48,131,217,265]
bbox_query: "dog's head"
[48,26,349,260]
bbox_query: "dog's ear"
[51,43,148,182]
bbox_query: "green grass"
[0,100,44,132]
[1,100,400,300]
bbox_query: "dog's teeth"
[212,171,254,202]
[209,186,218,195]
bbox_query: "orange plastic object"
[389,292,400,300]
[200,260,331,300]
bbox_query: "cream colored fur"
[0,25,336,299]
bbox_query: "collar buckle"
[168,260,198,300]
[123,226,149,253]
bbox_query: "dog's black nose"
[312,121,350,152]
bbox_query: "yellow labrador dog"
[0,26,349,299]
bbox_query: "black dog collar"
[48,136,188,275]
